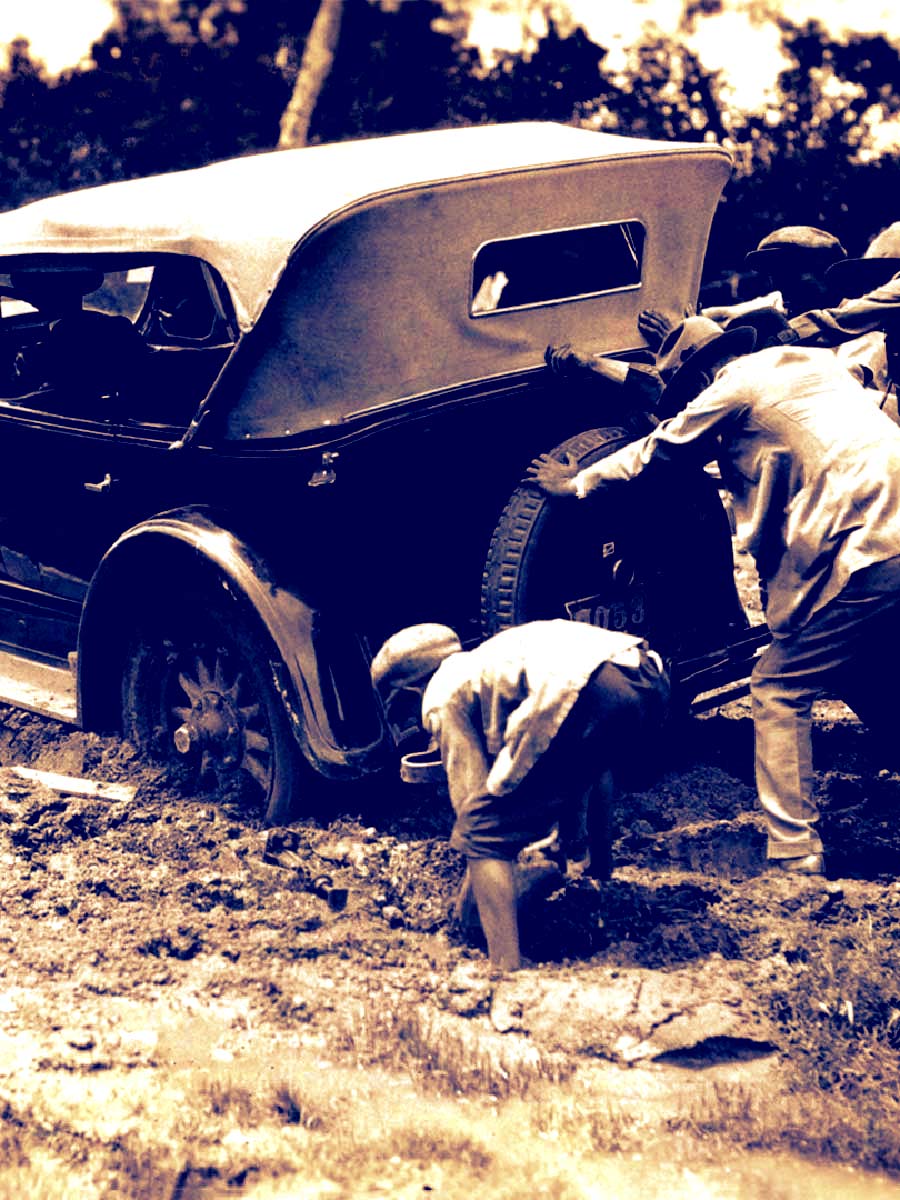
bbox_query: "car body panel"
[219,145,730,437]
[79,508,388,776]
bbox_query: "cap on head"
[827,221,900,297]
[370,623,462,692]
[656,316,754,382]
[745,226,847,273]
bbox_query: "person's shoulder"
[720,342,819,378]
[516,619,642,657]
[423,650,471,712]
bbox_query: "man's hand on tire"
[527,451,581,497]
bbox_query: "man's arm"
[528,439,652,497]
[790,275,900,345]
[545,343,662,408]
[529,367,740,499]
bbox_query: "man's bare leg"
[468,857,521,971]
[453,866,479,931]
[586,768,615,880]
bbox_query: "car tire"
[481,426,654,639]
[121,593,303,825]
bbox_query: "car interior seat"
[39,309,148,396]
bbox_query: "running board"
[0,648,78,724]
[690,677,751,713]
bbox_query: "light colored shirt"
[791,275,900,395]
[704,293,889,392]
[573,345,900,636]
[421,620,645,811]
[834,331,889,394]
[687,294,889,397]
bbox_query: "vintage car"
[0,122,766,821]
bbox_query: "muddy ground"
[2,556,900,1196]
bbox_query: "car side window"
[0,266,149,413]
[470,220,645,316]
[137,258,233,348]
[0,258,237,428]
[0,286,51,397]
[125,258,237,427]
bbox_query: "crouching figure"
[371,619,670,971]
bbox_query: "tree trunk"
[277,0,344,149]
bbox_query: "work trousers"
[751,555,900,859]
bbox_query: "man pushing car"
[532,316,900,880]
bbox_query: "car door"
[0,381,129,665]
[103,255,239,532]
[0,265,151,663]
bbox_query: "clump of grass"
[326,997,573,1098]
[200,1069,328,1132]
[663,1075,900,1176]
[271,1083,326,1129]
[385,1125,494,1172]
[759,912,900,1174]
[532,1093,643,1156]
[199,1077,257,1122]
[0,1101,27,1170]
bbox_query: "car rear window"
[470,219,645,316]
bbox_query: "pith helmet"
[370,623,462,692]
[827,222,900,298]
[654,316,757,418]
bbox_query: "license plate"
[565,593,645,629]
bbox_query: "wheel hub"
[169,651,272,790]
[174,688,243,765]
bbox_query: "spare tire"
[481,426,655,639]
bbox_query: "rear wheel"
[122,594,303,824]
[482,427,655,640]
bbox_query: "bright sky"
[1,0,898,112]
[0,0,115,74]
[465,0,900,111]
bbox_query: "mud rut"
[0,681,897,981]
[2,635,900,1200]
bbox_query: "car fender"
[78,507,389,779]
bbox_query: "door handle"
[308,451,339,488]
[83,473,114,494]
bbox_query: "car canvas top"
[0,122,730,331]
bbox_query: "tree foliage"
[0,0,898,282]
